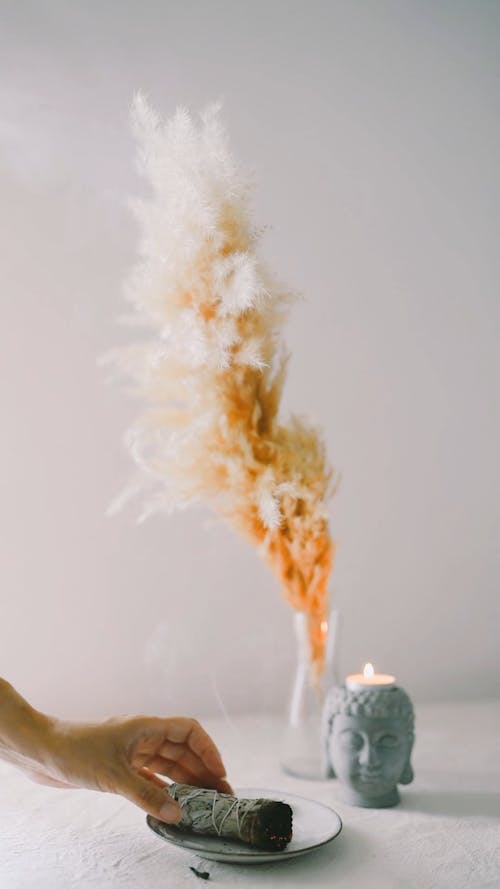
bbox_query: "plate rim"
[146,786,343,860]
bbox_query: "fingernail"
[159,801,181,823]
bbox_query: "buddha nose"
[359,740,380,769]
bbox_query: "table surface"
[1,699,499,889]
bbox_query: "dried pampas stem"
[106,94,335,679]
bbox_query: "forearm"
[0,679,225,821]
[0,678,54,768]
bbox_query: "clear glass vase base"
[280,608,341,781]
[281,756,324,781]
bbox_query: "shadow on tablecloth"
[203,825,381,887]
[401,790,500,818]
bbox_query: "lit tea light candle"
[346,662,396,690]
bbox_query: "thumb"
[119,770,181,823]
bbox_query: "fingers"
[123,716,232,795]
[141,756,232,794]
[163,719,226,777]
[117,769,181,823]
[146,757,208,786]
[158,740,222,784]
[187,723,226,777]
[209,777,233,795]
[138,766,167,788]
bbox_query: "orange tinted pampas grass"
[106,96,336,680]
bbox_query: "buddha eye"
[378,734,400,749]
[339,731,363,751]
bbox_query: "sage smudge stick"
[166,783,293,851]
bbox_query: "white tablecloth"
[0,700,499,889]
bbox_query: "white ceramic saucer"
[146,787,342,864]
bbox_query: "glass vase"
[280,607,341,780]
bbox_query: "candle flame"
[320,620,328,635]
[363,662,375,679]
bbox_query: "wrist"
[0,678,55,765]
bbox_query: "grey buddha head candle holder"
[322,684,415,807]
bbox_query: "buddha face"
[328,714,413,805]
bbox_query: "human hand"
[51,715,233,820]
[39,715,233,822]
[0,682,231,824]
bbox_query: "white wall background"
[0,1,498,720]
